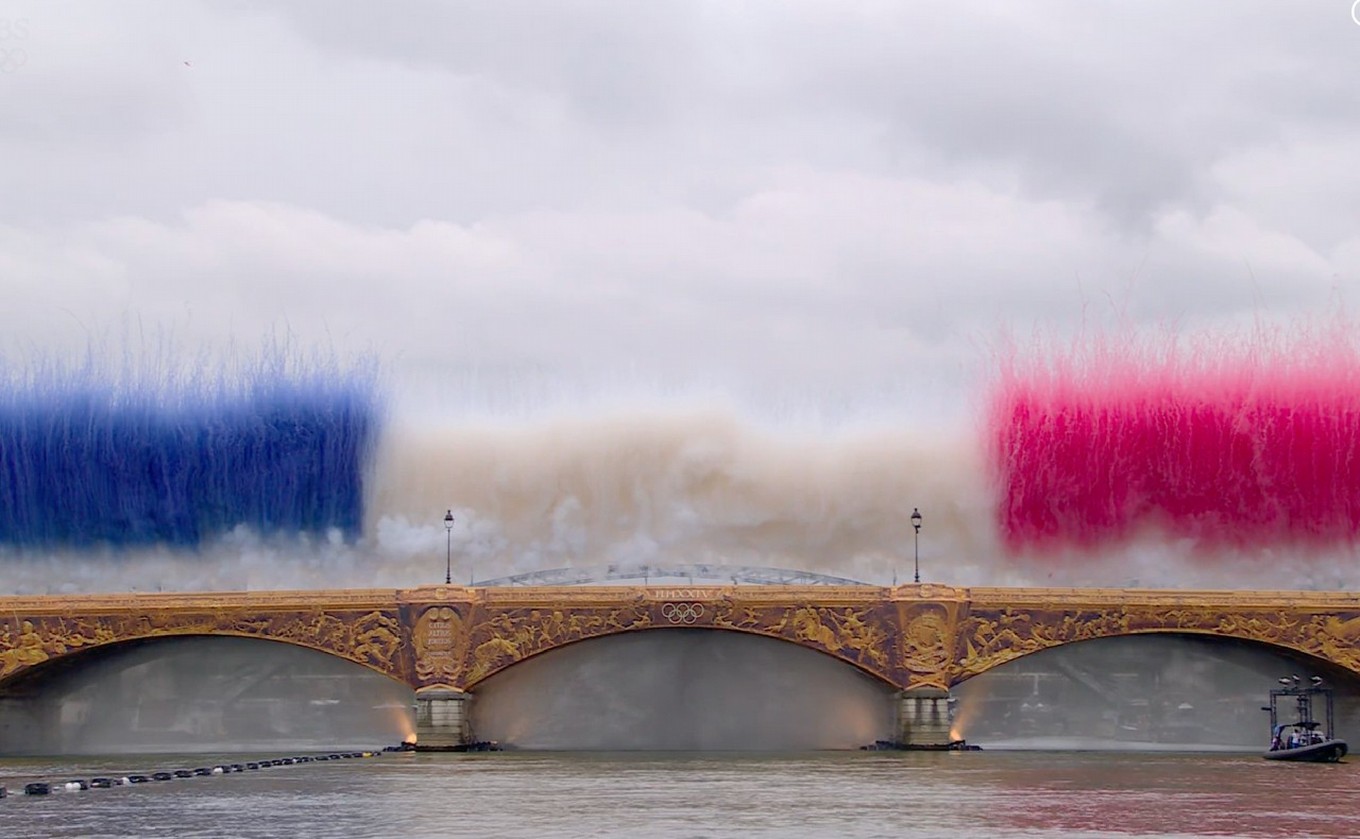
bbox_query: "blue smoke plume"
[0,347,381,549]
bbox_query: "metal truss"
[473,563,868,587]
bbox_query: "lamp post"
[911,507,922,584]
[443,509,454,585]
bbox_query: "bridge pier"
[413,687,471,751]
[894,687,954,748]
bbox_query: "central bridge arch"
[462,620,900,690]
[468,628,895,750]
[444,588,900,690]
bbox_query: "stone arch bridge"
[2,584,1358,748]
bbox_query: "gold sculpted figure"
[5,587,1360,695]
[352,611,402,668]
[0,620,52,676]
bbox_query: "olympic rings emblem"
[660,602,705,624]
[0,46,26,73]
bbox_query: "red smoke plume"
[988,321,1360,555]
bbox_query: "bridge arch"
[948,630,1360,748]
[953,604,1360,687]
[954,628,1360,687]
[467,627,895,750]
[0,633,417,755]
[0,630,410,695]
[0,605,411,691]
[462,621,899,690]
[439,590,900,690]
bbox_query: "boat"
[1262,676,1348,763]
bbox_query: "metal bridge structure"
[472,564,868,587]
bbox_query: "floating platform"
[861,739,982,752]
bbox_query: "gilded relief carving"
[4,587,1360,694]
[0,607,406,682]
[463,601,654,684]
[708,597,894,677]
[956,601,1360,684]
[787,605,890,671]
[958,609,1048,677]
[1307,613,1360,673]
[457,594,897,687]
[900,605,953,688]
[414,606,466,684]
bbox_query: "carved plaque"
[414,606,465,685]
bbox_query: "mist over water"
[1,629,1355,755]
[469,630,894,750]
[0,637,413,755]
[954,635,1360,751]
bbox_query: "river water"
[1,749,1356,839]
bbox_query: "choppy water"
[1,750,1357,839]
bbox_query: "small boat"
[1262,676,1348,763]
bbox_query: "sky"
[3,1,1360,590]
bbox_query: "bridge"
[2,582,1358,749]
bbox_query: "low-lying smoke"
[0,636,413,755]
[3,630,1353,755]
[469,629,894,750]
[953,634,1360,750]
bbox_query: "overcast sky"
[3,1,1360,426]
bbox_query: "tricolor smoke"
[0,349,380,549]
[9,321,1360,593]
[989,322,1360,555]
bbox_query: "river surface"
[0,749,1355,838]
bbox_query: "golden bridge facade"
[2,583,1358,748]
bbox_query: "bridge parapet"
[415,585,907,689]
[0,589,411,689]
[1,585,1359,700]
[955,587,1360,684]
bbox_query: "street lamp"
[911,507,923,584]
[443,510,454,585]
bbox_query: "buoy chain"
[3,748,392,798]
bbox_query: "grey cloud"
[0,0,1358,425]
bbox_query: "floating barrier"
[5,745,397,801]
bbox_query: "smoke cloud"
[0,636,412,755]
[469,629,893,750]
